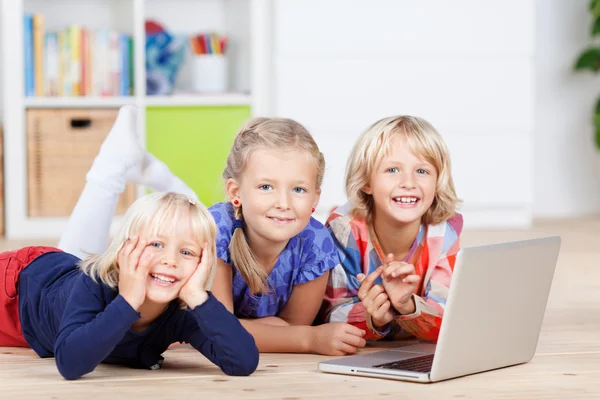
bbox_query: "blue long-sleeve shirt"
[18,251,259,380]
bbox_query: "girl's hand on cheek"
[117,236,152,311]
[179,242,213,309]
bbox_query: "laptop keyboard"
[372,354,434,373]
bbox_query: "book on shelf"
[23,13,134,98]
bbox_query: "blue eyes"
[386,167,429,175]
[149,242,195,257]
[259,185,307,193]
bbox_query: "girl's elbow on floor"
[223,348,259,376]
[55,352,92,380]
[56,361,86,381]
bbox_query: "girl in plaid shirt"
[321,115,463,344]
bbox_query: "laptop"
[318,236,561,383]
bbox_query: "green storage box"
[146,106,251,206]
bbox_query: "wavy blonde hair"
[79,192,217,290]
[223,117,325,294]
[345,115,460,225]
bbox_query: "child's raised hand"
[356,267,394,330]
[179,242,213,309]
[309,323,366,356]
[380,253,420,315]
[117,236,152,311]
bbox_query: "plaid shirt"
[321,203,463,341]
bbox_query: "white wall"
[534,0,600,218]
[273,0,535,228]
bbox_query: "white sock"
[86,105,144,192]
[125,152,199,202]
[58,180,120,259]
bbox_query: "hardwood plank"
[0,219,598,398]
[1,353,599,400]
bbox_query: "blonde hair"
[79,192,217,291]
[223,117,325,294]
[345,115,460,225]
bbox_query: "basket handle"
[70,118,92,129]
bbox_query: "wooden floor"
[1,218,599,399]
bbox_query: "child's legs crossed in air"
[58,106,198,259]
[0,246,62,347]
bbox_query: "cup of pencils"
[189,33,229,93]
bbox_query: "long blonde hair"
[345,115,460,225]
[223,117,325,294]
[79,192,217,290]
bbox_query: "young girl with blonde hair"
[209,117,366,356]
[321,115,463,342]
[0,108,258,380]
[56,106,367,357]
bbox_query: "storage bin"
[26,108,135,217]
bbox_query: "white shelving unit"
[0,0,275,239]
[24,97,137,108]
[143,93,252,107]
[23,94,252,108]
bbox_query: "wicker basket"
[26,109,135,217]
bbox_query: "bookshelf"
[1,0,274,239]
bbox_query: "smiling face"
[227,146,321,250]
[363,134,438,227]
[139,208,203,305]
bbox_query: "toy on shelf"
[145,20,187,96]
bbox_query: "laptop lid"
[429,236,561,382]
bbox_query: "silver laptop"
[318,236,561,383]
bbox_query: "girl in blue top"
[209,117,366,356]
[57,106,367,356]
